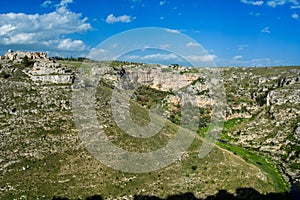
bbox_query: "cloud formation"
[241,0,264,6]
[250,12,261,16]
[57,0,73,7]
[120,53,217,66]
[0,0,91,56]
[165,29,180,33]
[186,55,217,62]
[267,0,299,7]
[186,42,200,47]
[106,14,134,24]
[233,55,243,60]
[242,0,300,8]
[238,44,249,51]
[229,57,276,67]
[41,0,52,8]
[160,1,166,6]
[291,13,299,19]
[267,0,286,7]
[57,38,86,51]
[261,27,271,33]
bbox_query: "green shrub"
[22,56,34,67]
[0,71,11,79]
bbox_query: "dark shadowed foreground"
[53,187,300,200]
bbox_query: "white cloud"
[291,13,299,19]
[250,12,261,16]
[266,0,300,7]
[0,0,91,56]
[0,11,91,44]
[41,1,52,8]
[186,55,217,62]
[261,27,271,33]
[267,1,277,7]
[238,44,248,51]
[291,5,300,8]
[253,1,264,5]
[57,38,87,51]
[290,0,299,4]
[118,52,217,65]
[219,56,280,67]
[121,53,180,63]
[87,48,111,60]
[241,0,300,8]
[241,0,264,6]
[127,0,142,9]
[0,24,16,36]
[242,0,297,7]
[186,42,200,47]
[106,14,134,24]
[267,0,286,7]
[250,58,271,65]
[233,55,243,60]
[128,0,141,3]
[160,1,166,6]
[58,0,73,7]
[165,29,180,33]
[5,33,35,44]
[143,53,177,60]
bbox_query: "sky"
[0,0,300,67]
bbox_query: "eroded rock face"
[0,50,75,85]
[267,89,300,106]
[24,61,75,85]
[98,65,214,108]
[126,68,201,91]
[0,49,47,63]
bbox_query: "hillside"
[0,50,299,199]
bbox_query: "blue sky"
[0,0,300,66]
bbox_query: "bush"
[255,92,268,106]
[22,56,34,67]
[0,71,11,79]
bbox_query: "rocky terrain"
[222,67,300,184]
[0,50,299,199]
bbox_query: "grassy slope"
[218,118,289,192]
[199,118,288,193]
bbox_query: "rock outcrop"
[0,49,47,62]
[0,49,75,85]
[24,61,75,85]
